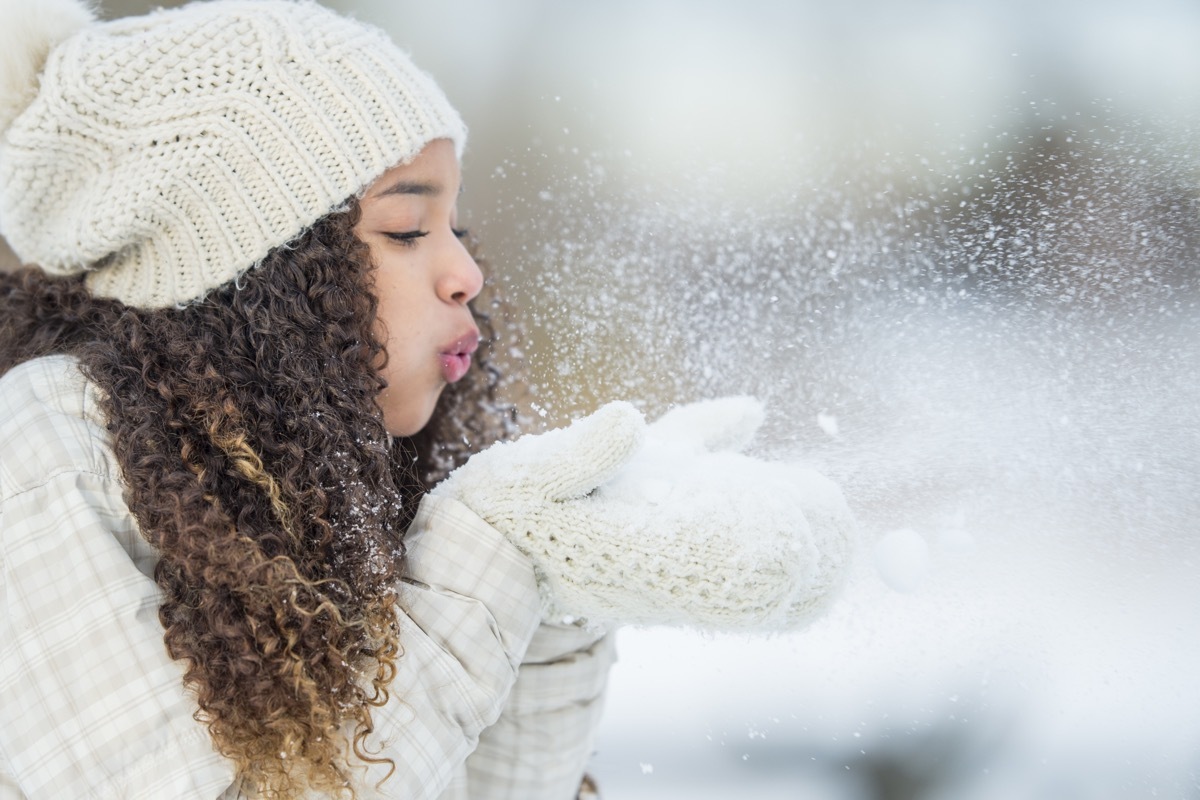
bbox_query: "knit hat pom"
[0,0,97,133]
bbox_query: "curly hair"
[0,200,526,797]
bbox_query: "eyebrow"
[371,180,466,200]
[373,180,443,199]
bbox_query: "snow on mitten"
[647,395,766,452]
[777,466,857,626]
[434,398,856,631]
[647,396,857,625]
[600,396,856,629]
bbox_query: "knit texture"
[433,398,857,631]
[0,0,466,308]
[0,0,96,131]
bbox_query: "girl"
[0,1,854,798]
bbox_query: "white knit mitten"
[610,396,856,629]
[432,399,856,630]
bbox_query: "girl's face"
[354,138,483,437]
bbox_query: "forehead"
[363,139,461,202]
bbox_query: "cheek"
[373,272,420,356]
[365,259,443,433]
[377,300,424,369]
[374,289,437,398]
[377,364,443,437]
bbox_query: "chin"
[385,416,432,438]
[383,396,441,438]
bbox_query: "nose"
[438,236,484,305]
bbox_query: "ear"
[649,396,765,453]
[536,401,646,501]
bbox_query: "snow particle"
[816,412,840,437]
[872,528,931,593]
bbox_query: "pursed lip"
[441,328,480,358]
[439,328,480,383]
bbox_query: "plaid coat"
[0,355,613,799]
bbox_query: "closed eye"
[452,227,470,240]
[384,230,428,247]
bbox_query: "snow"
[362,2,1200,793]
[498,123,1200,796]
[591,523,1200,799]
[817,412,840,438]
[871,528,930,593]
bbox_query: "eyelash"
[383,228,470,248]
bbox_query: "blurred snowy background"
[7,1,1199,797]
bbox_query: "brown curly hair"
[0,200,526,797]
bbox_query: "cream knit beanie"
[0,0,466,308]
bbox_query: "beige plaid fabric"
[0,356,613,799]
